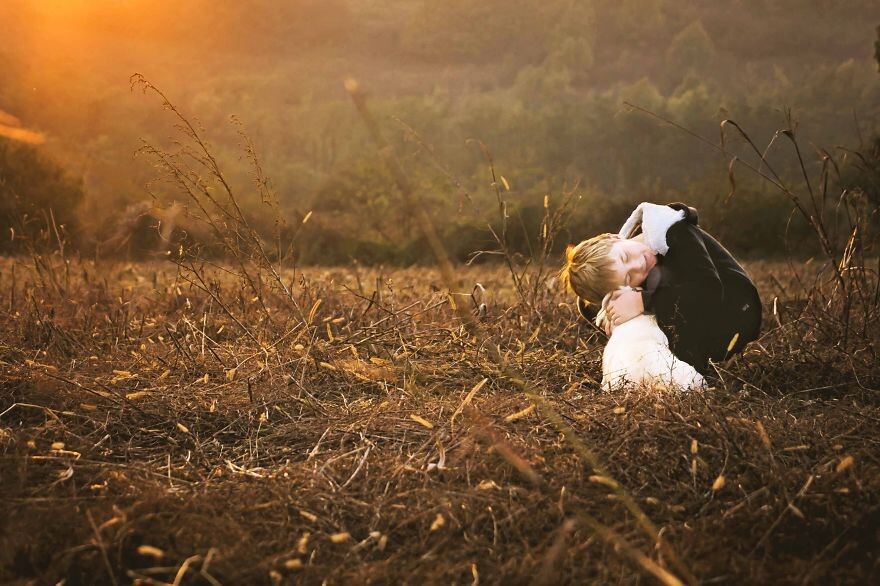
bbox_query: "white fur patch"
[599,307,705,392]
[618,203,686,255]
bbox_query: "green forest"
[1,0,879,262]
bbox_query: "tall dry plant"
[466,139,582,310]
[3,198,75,303]
[130,74,312,344]
[394,119,581,310]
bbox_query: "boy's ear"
[577,297,599,321]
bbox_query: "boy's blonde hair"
[558,233,619,305]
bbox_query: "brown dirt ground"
[1,257,878,585]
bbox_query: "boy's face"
[609,238,656,288]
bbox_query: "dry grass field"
[1,254,878,584]
[3,5,879,585]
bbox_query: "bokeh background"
[1,0,879,262]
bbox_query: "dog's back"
[600,314,705,391]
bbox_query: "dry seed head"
[588,475,619,489]
[755,421,771,449]
[410,414,434,429]
[51,442,65,450]
[451,378,488,426]
[297,532,310,554]
[504,403,535,423]
[836,455,854,473]
[690,439,698,454]
[343,78,359,94]
[137,545,164,559]
[98,516,123,531]
[726,332,740,352]
[330,532,351,543]
[307,299,322,324]
[430,513,445,531]
[283,558,303,571]
[711,475,726,491]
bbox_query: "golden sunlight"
[29,0,92,19]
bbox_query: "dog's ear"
[595,291,616,329]
[577,297,598,321]
[594,307,606,329]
